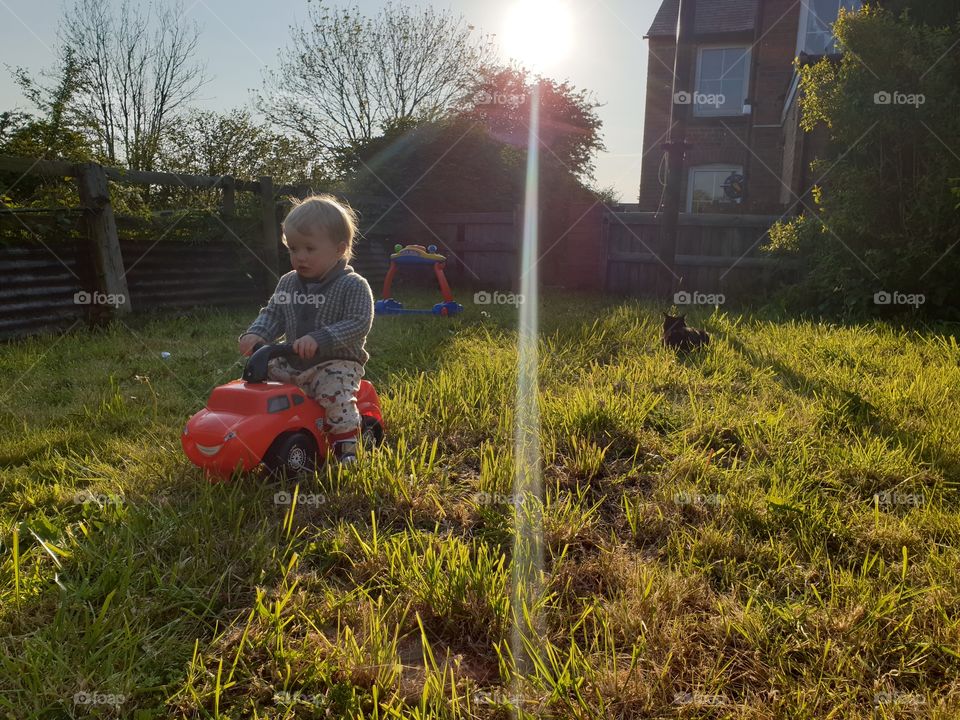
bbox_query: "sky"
[0,0,664,202]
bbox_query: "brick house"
[638,0,860,214]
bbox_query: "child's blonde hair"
[282,194,358,262]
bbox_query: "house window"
[687,165,744,212]
[694,46,750,117]
[797,0,861,56]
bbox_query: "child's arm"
[306,278,374,354]
[239,286,286,345]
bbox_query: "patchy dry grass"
[1,291,959,718]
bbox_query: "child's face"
[284,227,347,280]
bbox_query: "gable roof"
[645,0,758,38]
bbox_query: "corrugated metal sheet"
[119,238,265,310]
[1,201,421,340]
[0,242,91,338]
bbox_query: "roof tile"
[646,0,758,38]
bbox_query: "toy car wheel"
[360,416,384,449]
[263,431,318,477]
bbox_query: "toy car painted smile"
[182,343,384,480]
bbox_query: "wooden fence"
[1,152,798,340]
[421,206,793,299]
[603,211,794,298]
[427,211,519,289]
[0,155,397,339]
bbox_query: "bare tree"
[51,0,206,170]
[257,1,495,154]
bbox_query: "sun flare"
[502,0,574,70]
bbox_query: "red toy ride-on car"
[182,343,384,480]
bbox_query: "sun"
[501,0,574,71]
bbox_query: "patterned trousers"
[267,357,364,439]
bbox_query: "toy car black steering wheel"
[242,342,300,383]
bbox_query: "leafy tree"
[161,109,329,186]
[465,67,605,184]
[337,116,522,214]
[335,67,605,217]
[2,51,94,210]
[876,0,959,27]
[766,5,960,317]
[156,108,333,212]
[0,111,31,146]
[9,49,91,163]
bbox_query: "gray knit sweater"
[240,261,374,368]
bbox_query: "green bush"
[767,5,960,318]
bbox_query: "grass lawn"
[1,290,959,718]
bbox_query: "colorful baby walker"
[374,244,464,317]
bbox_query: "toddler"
[238,194,374,463]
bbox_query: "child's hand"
[238,333,266,357]
[293,335,318,360]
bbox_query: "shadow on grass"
[714,323,960,479]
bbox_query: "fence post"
[75,162,131,316]
[513,203,522,292]
[258,175,280,290]
[599,208,610,293]
[221,175,236,217]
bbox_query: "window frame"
[686,164,745,213]
[693,45,752,118]
[796,0,862,56]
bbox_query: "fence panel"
[0,238,91,339]
[0,211,96,338]
[0,155,399,339]
[429,211,518,290]
[604,212,791,298]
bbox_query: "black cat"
[662,313,710,353]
